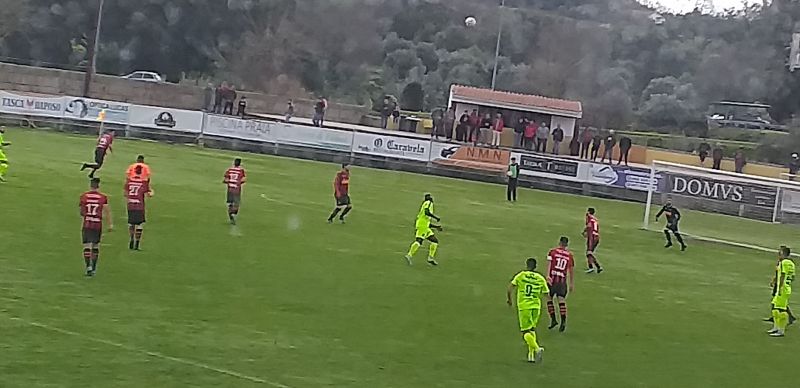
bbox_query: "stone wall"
[0,62,368,124]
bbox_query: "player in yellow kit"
[507,257,550,363]
[0,126,10,182]
[768,246,795,337]
[404,193,442,266]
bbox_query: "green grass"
[0,129,797,388]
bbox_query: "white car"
[122,71,164,83]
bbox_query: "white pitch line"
[6,316,289,387]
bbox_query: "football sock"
[586,257,594,269]
[777,311,788,331]
[328,208,341,221]
[134,227,143,249]
[407,241,421,257]
[588,254,599,268]
[547,301,556,321]
[674,232,686,246]
[523,332,540,352]
[664,230,672,244]
[340,206,352,220]
[559,302,567,324]
[91,248,99,271]
[428,242,438,259]
[83,248,92,268]
[0,162,8,177]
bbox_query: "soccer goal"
[642,160,800,253]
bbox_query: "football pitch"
[0,129,797,387]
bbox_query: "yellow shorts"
[772,293,791,310]
[415,226,434,240]
[518,308,541,332]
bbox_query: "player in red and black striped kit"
[79,178,113,276]
[327,164,353,224]
[546,236,575,332]
[124,166,152,250]
[583,207,604,273]
[81,130,114,178]
[223,158,246,225]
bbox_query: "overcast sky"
[645,0,763,13]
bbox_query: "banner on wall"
[0,91,65,118]
[203,114,274,142]
[128,105,203,133]
[272,123,353,152]
[664,173,777,207]
[429,143,509,172]
[64,97,130,124]
[352,132,431,161]
[515,153,581,179]
[587,163,663,192]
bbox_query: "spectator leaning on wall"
[524,120,537,151]
[698,142,711,166]
[591,131,602,161]
[712,145,724,170]
[618,135,632,166]
[601,130,616,164]
[444,107,456,140]
[788,153,800,181]
[580,127,592,159]
[734,147,747,174]
[237,96,247,118]
[514,117,527,149]
[536,121,549,153]
[457,110,470,142]
[285,99,295,122]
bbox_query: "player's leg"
[0,155,9,181]
[90,235,100,275]
[85,149,105,177]
[327,203,342,223]
[338,196,352,223]
[425,234,439,266]
[128,223,136,250]
[769,295,789,336]
[672,225,687,250]
[134,221,144,250]
[788,306,796,325]
[521,309,544,362]
[405,236,424,265]
[546,290,558,329]
[558,292,568,332]
[587,238,603,273]
[227,192,240,224]
[81,231,93,275]
[663,227,673,248]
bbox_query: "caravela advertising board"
[272,122,353,152]
[203,114,274,143]
[351,132,431,161]
[63,97,130,124]
[586,163,663,192]
[128,104,203,133]
[0,91,65,118]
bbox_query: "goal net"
[642,161,800,253]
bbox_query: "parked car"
[122,71,164,83]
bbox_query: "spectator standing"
[698,142,711,166]
[601,131,616,164]
[788,153,800,180]
[380,97,392,129]
[617,135,632,166]
[431,108,444,139]
[203,83,214,112]
[536,122,549,153]
[491,113,504,148]
[523,120,537,151]
[285,99,295,122]
[213,84,223,113]
[591,132,602,161]
[551,124,564,155]
[237,96,247,118]
[443,107,456,140]
[507,157,520,202]
[223,85,237,115]
[734,148,747,173]
[712,145,724,170]
[580,127,593,159]
[456,111,470,142]
[514,117,527,148]
[568,133,580,156]
[313,98,326,127]
[479,113,492,146]
[469,109,480,143]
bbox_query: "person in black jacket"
[617,136,632,166]
[698,142,711,166]
[712,145,724,170]
[591,133,602,161]
[507,157,520,202]
[656,198,686,251]
[601,131,616,164]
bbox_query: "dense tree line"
[3,0,800,134]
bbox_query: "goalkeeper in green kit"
[405,193,442,266]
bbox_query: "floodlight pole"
[491,0,505,90]
[83,0,105,97]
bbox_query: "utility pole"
[491,0,505,90]
[83,0,105,97]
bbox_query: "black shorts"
[587,235,600,252]
[82,228,102,244]
[666,222,679,232]
[94,148,106,166]
[335,194,351,207]
[127,209,146,225]
[226,191,241,205]
[549,282,568,298]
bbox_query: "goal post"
[642,160,800,253]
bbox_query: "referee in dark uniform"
[507,157,520,202]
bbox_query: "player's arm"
[568,254,575,291]
[777,271,786,296]
[506,283,516,307]
[673,208,681,221]
[655,206,665,220]
[424,208,440,222]
[103,203,113,231]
